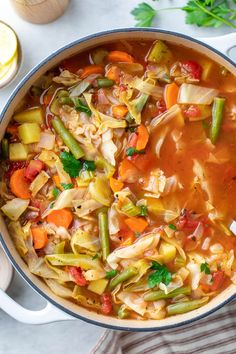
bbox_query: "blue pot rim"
[0,27,235,331]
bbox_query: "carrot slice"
[125,217,148,233]
[43,94,53,106]
[106,65,121,84]
[107,51,134,63]
[112,105,128,119]
[31,227,48,249]
[164,82,179,109]
[10,168,31,199]
[53,175,63,191]
[47,209,73,229]
[80,65,104,79]
[110,177,124,193]
[119,158,139,182]
[121,232,135,246]
[136,124,149,150]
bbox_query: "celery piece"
[147,40,172,64]
[88,279,109,295]
[18,123,41,144]
[13,107,43,124]
[9,143,28,161]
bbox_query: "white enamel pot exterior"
[0,29,236,330]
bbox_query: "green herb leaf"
[126,147,145,156]
[200,262,211,274]
[168,223,177,231]
[83,160,96,171]
[148,261,172,288]
[61,182,73,190]
[52,187,60,198]
[92,253,99,260]
[106,270,118,279]
[72,98,92,116]
[135,231,141,238]
[60,151,82,178]
[131,2,157,27]
[139,205,148,217]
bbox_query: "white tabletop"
[0,1,234,353]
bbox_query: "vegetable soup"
[0,39,236,319]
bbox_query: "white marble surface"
[0,1,235,353]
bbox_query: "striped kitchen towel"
[91,299,236,354]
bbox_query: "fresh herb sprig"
[148,261,172,288]
[131,1,236,29]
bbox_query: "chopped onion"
[38,132,55,150]
[210,243,224,254]
[150,104,183,130]
[230,220,236,235]
[202,237,211,250]
[178,83,219,105]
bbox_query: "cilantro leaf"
[148,261,172,288]
[126,147,145,156]
[60,151,82,178]
[131,2,157,27]
[168,223,177,230]
[52,187,60,198]
[139,205,148,217]
[72,98,91,116]
[200,262,211,274]
[83,160,96,171]
[61,182,73,190]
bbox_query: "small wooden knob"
[10,0,70,24]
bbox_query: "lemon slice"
[0,53,18,88]
[0,22,18,66]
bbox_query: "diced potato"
[88,278,109,295]
[38,150,59,167]
[1,198,29,221]
[13,107,43,124]
[89,177,112,206]
[199,60,214,82]
[147,40,172,64]
[9,143,28,161]
[18,123,41,144]
[159,241,176,263]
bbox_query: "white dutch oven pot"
[0,29,235,330]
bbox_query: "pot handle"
[199,33,236,57]
[0,288,75,324]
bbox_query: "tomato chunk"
[25,160,44,181]
[210,271,224,291]
[184,105,201,118]
[181,60,202,80]
[68,266,87,286]
[101,293,113,315]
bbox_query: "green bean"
[52,116,84,159]
[118,305,130,319]
[210,97,226,144]
[97,78,114,88]
[167,297,209,316]
[109,266,138,291]
[144,286,191,302]
[1,138,9,159]
[98,209,110,261]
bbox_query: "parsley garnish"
[92,253,99,260]
[83,160,96,171]
[168,223,177,231]
[52,187,60,198]
[72,98,92,116]
[131,2,157,27]
[126,147,145,156]
[131,1,236,29]
[148,261,172,288]
[106,270,118,279]
[200,262,211,274]
[139,205,148,217]
[60,151,82,178]
[61,182,73,190]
